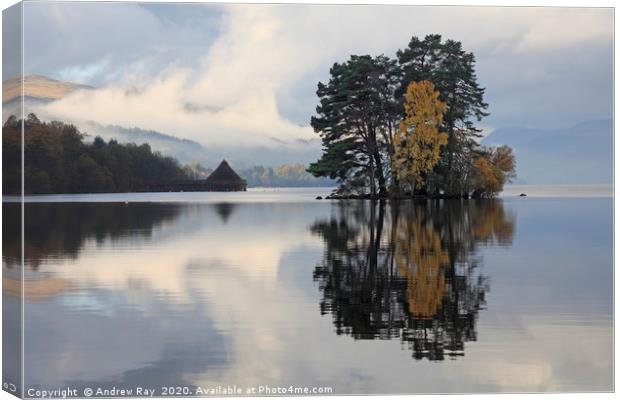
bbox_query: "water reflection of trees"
[311,200,514,360]
[2,202,182,269]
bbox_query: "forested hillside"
[3,114,188,194]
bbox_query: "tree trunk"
[445,89,457,196]
[373,151,387,197]
[392,174,401,195]
[445,121,455,196]
[385,129,399,194]
[369,156,376,198]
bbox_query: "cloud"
[43,66,315,147]
[25,3,613,147]
[57,60,114,84]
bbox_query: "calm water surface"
[2,186,613,394]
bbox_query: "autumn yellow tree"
[392,81,448,195]
[472,145,516,197]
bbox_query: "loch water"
[2,186,613,394]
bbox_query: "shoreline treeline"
[2,114,334,195]
[241,164,333,187]
[307,34,516,199]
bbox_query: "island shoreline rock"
[318,193,505,200]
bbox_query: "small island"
[306,35,516,200]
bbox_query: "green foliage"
[307,137,359,182]
[309,55,401,196]
[3,114,189,194]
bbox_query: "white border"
[0,2,615,400]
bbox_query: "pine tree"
[308,55,401,197]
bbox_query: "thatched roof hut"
[204,160,247,192]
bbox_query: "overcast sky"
[12,2,615,147]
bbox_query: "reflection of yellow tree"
[395,208,449,319]
[472,201,515,246]
[393,200,514,321]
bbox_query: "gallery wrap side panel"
[3,2,24,399]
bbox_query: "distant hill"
[2,74,91,104]
[482,119,613,184]
[69,120,323,170]
[3,75,92,124]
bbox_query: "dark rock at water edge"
[323,193,479,201]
